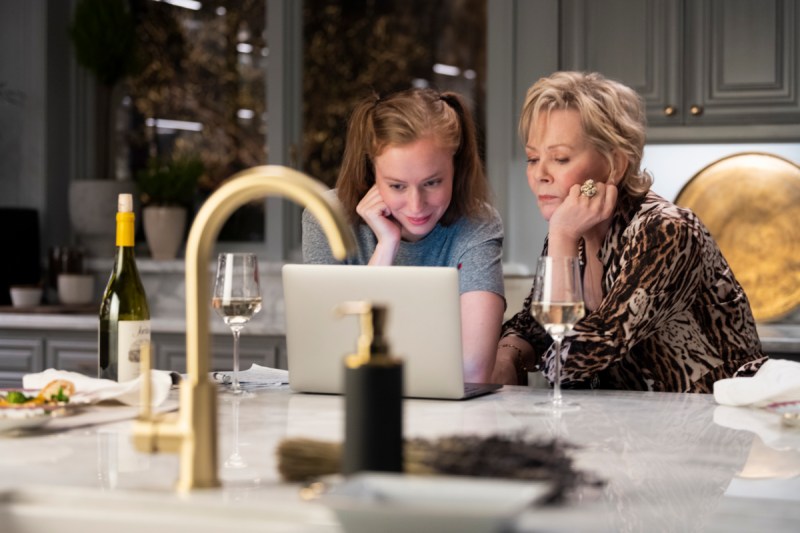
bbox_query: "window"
[302,0,487,187]
[111,0,487,255]
[122,0,268,242]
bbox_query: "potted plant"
[136,155,204,260]
[67,0,140,257]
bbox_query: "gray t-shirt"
[302,202,505,297]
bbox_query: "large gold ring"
[580,179,598,198]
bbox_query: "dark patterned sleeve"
[500,288,553,368]
[552,211,707,385]
[499,239,552,369]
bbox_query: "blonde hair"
[336,88,490,225]
[519,71,652,196]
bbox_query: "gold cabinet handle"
[690,105,704,116]
[663,105,677,117]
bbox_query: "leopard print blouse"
[503,190,767,393]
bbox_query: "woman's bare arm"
[460,290,505,383]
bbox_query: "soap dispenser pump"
[336,301,403,475]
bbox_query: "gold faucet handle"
[334,300,373,317]
[335,301,374,366]
[133,340,183,456]
[139,341,153,420]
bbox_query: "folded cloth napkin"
[212,363,288,387]
[714,358,800,407]
[22,368,172,407]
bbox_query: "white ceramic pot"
[9,286,43,308]
[57,273,95,305]
[143,205,187,260]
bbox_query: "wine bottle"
[98,193,151,382]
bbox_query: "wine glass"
[531,256,585,412]
[212,253,262,394]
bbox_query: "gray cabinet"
[0,328,286,387]
[156,333,284,374]
[560,0,800,140]
[0,336,44,388]
[46,333,98,376]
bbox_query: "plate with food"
[0,379,77,434]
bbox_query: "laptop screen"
[282,264,469,399]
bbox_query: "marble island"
[2,385,799,532]
[1,242,799,532]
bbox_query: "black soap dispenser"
[337,301,403,475]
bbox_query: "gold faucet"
[132,165,356,492]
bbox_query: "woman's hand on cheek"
[549,179,618,243]
[356,185,402,245]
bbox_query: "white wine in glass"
[212,253,262,394]
[531,256,585,412]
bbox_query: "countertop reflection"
[1,385,799,532]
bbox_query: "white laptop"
[282,264,502,400]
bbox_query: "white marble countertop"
[1,385,798,532]
[756,322,800,354]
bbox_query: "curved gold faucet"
[133,165,356,492]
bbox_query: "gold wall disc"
[675,152,800,322]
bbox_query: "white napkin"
[212,363,288,386]
[22,368,172,407]
[714,359,800,407]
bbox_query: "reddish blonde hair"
[336,88,490,225]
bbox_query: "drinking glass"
[531,256,585,412]
[212,253,262,394]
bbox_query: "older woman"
[493,71,766,392]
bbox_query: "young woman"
[303,88,505,383]
[493,71,766,392]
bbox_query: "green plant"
[136,156,204,207]
[69,0,138,180]
[69,0,136,87]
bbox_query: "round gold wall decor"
[675,152,800,322]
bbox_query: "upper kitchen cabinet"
[560,0,800,142]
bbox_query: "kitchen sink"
[0,484,339,533]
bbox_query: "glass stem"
[231,398,241,460]
[232,399,240,450]
[552,335,563,405]
[231,326,242,393]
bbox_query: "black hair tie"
[439,94,455,108]
[438,94,464,153]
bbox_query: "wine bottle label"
[117,320,151,382]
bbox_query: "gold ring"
[580,179,597,198]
